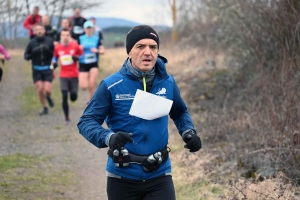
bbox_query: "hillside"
[1,16,170,39]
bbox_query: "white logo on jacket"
[156,88,166,95]
[115,94,135,100]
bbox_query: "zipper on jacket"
[143,76,146,92]
[40,43,44,66]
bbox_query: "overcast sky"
[81,0,173,26]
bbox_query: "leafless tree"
[0,0,26,42]
[38,0,104,29]
[168,0,178,43]
[0,0,104,45]
[177,0,300,188]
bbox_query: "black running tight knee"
[70,92,77,102]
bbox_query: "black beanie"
[126,25,159,54]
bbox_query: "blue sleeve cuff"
[52,57,58,63]
[105,132,115,147]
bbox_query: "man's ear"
[128,51,131,58]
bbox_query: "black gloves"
[72,56,79,61]
[109,132,133,150]
[52,63,58,69]
[183,129,202,152]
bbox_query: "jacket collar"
[119,54,169,81]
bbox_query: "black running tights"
[62,91,77,119]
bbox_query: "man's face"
[61,31,70,44]
[33,8,39,15]
[61,19,69,28]
[42,16,49,25]
[74,8,81,16]
[129,39,158,72]
[34,25,45,37]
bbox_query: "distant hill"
[92,17,139,30]
[102,26,132,33]
[0,16,170,39]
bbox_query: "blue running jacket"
[77,55,195,180]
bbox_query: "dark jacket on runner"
[24,36,54,66]
[70,16,86,42]
[44,25,57,41]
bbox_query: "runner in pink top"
[0,44,11,81]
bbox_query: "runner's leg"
[44,70,54,107]
[67,78,79,122]
[60,78,69,121]
[107,177,142,200]
[35,80,48,115]
[88,67,98,102]
[79,70,89,104]
[79,72,89,90]
[70,77,78,102]
[142,175,176,200]
[0,67,3,82]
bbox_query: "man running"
[52,29,83,124]
[23,6,41,39]
[41,15,57,41]
[55,18,72,45]
[69,5,86,43]
[24,23,55,115]
[78,20,105,104]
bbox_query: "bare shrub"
[177,0,300,186]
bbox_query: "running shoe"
[39,107,48,116]
[46,96,54,108]
[65,117,71,125]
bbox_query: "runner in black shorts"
[32,69,53,83]
[24,23,55,115]
[78,20,105,104]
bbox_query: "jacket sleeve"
[77,80,113,148]
[169,76,195,135]
[52,45,59,63]
[23,16,32,30]
[24,42,32,60]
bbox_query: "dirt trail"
[0,56,108,200]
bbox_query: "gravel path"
[0,56,108,200]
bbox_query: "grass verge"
[175,179,224,200]
[0,153,75,200]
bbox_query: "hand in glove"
[52,63,58,69]
[182,129,202,152]
[109,131,133,150]
[72,56,79,62]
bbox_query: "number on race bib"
[60,55,74,66]
[73,26,84,34]
[84,53,97,64]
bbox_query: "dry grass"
[227,174,299,200]
[100,48,128,74]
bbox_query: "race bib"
[84,53,97,64]
[73,26,84,34]
[60,55,74,66]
